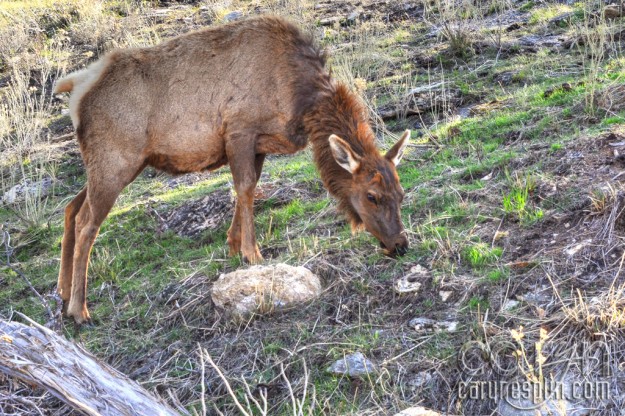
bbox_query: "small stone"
[319,16,341,26]
[327,352,376,377]
[395,265,429,294]
[565,239,592,256]
[445,321,458,332]
[346,10,360,22]
[497,375,592,416]
[506,22,521,32]
[439,291,452,302]
[404,371,433,390]
[409,317,458,333]
[517,286,551,306]
[502,299,519,311]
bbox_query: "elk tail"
[53,75,76,93]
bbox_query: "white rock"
[211,264,321,317]
[439,290,453,302]
[327,352,375,377]
[394,406,446,416]
[395,265,429,294]
[565,239,592,257]
[502,299,519,311]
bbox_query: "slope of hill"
[1,1,625,414]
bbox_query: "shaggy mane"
[305,82,378,226]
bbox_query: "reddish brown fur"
[55,16,409,324]
[306,83,379,225]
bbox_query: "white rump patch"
[58,56,110,129]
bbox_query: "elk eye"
[367,193,377,204]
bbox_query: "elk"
[54,16,410,324]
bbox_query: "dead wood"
[0,314,184,416]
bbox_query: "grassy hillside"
[2,0,625,414]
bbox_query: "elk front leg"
[227,154,265,257]
[227,139,263,263]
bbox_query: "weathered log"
[0,315,183,416]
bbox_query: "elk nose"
[395,243,408,256]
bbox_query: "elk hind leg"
[66,158,144,324]
[58,188,87,309]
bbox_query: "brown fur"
[55,16,409,324]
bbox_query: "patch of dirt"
[152,190,234,238]
[150,180,325,238]
[495,131,625,302]
[313,0,423,24]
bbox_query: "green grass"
[485,267,510,284]
[528,4,573,25]
[462,243,503,269]
[4,1,625,414]
[467,296,490,311]
[502,174,544,225]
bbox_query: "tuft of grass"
[528,4,572,25]
[485,267,510,283]
[467,296,490,311]
[502,173,543,225]
[550,143,563,152]
[463,242,503,268]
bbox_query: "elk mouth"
[380,241,408,257]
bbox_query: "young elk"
[55,16,410,324]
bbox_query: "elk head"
[329,130,410,256]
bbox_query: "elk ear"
[329,134,361,174]
[385,130,410,166]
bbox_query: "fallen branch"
[50,132,75,143]
[0,314,183,416]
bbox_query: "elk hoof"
[242,246,264,264]
[66,302,92,326]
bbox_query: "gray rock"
[502,299,520,311]
[404,371,433,390]
[519,35,562,48]
[223,10,243,22]
[319,16,341,26]
[517,285,552,306]
[346,10,360,23]
[327,352,376,377]
[211,264,322,317]
[2,177,53,204]
[409,317,458,332]
[495,71,519,86]
[497,376,591,416]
